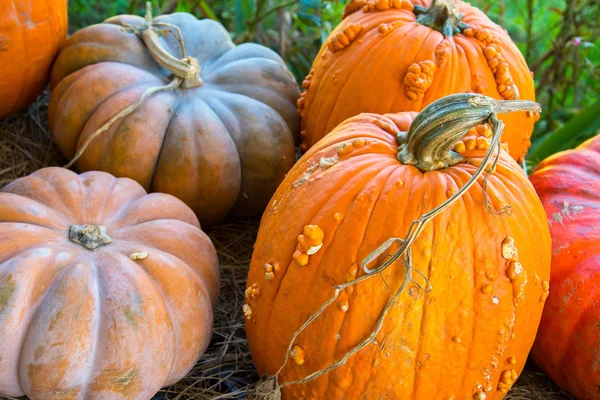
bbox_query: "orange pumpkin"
[245,94,550,399]
[299,0,537,163]
[0,167,219,399]
[0,0,68,119]
[530,136,600,400]
[49,7,300,225]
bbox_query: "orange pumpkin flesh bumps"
[0,0,68,119]
[0,168,219,399]
[299,0,537,163]
[245,94,550,399]
[49,8,300,225]
[530,136,600,400]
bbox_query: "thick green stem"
[414,0,469,37]
[397,93,541,172]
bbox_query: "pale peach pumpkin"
[0,167,219,399]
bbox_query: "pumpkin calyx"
[396,93,541,172]
[414,0,468,37]
[123,3,203,89]
[69,224,112,250]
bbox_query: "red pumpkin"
[0,0,68,119]
[298,0,537,163]
[530,135,600,400]
[0,167,219,399]
[245,94,550,399]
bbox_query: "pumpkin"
[529,136,600,400]
[48,5,300,225]
[298,0,537,163]
[0,0,68,119]
[245,94,550,399]
[0,167,219,399]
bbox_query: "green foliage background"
[68,0,600,167]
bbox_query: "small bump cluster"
[245,283,261,299]
[328,23,363,53]
[336,137,367,157]
[497,368,518,394]
[242,304,252,320]
[502,237,529,306]
[464,25,521,102]
[435,39,451,68]
[361,0,413,13]
[453,125,509,155]
[378,21,403,35]
[404,60,436,101]
[263,261,281,280]
[342,0,367,18]
[290,345,305,365]
[293,225,325,266]
[540,280,550,302]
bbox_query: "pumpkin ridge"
[85,84,177,189]
[110,251,179,381]
[452,174,478,394]
[15,253,90,394]
[409,172,442,397]
[20,175,80,222]
[319,164,399,379]
[353,166,421,397]
[110,223,219,302]
[80,258,102,399]
[317,23,424,138]
[380,26,441,112]
[260,158,397,369]
[60,74,159,158]
[147,96,182,192]
[62,41,165,77]
[0,193,71,229]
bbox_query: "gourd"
[298,0,537,163]
[49,4,300,225]
[530,135,600,400]
[0,0,68,119]
[245,94,550,399]
[0,167,219,399]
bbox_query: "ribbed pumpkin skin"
[0,168,219,399]
[245,112,551,399]
[299,0,536,162]
[530,136,600,400]
[0,0,67,119]
[49,13,300,225]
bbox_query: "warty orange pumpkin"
[298,0,537,163]
[529,135,600,400]
[0,0,68,119]
[0,167,219,399]
[49,5,300,225]
[245,94,550,399]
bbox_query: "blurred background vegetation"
[68,0,600,168]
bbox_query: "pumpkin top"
[414,0,468,36]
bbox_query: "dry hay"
[0,95,574,400]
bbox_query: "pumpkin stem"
[128,2,203,89]
[414,0,469,36]
[69,225,112,250]
[397,93,541,172]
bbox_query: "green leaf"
[235,0,255,34]
[199,1,219,20]
[528,101,600,164]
